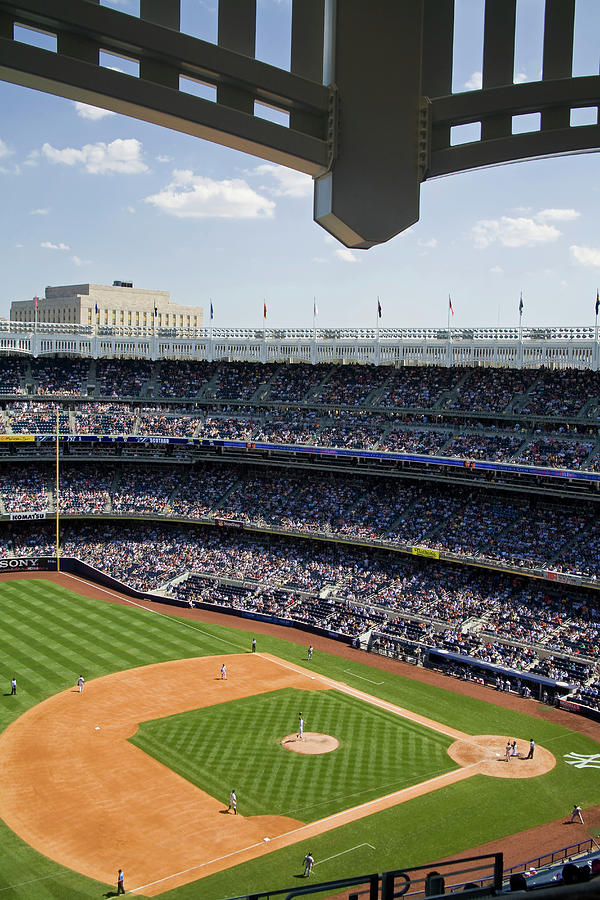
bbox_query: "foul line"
[315,843,375,866]
[261,653,468,742]
[0,872,71,893]
[129,763,479,894]
[128,839,268,894]
[343,669,384,685]
[61,573,243,650]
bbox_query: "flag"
[263,301,267,320]
[596,290,599,317]
[313,299,318,317]
[519,294,524,316]
[154,305,157,318]
[210,301,214,321]
[448,295,454,316]
[94,303,99,316]
[35,297,39,315]
[377,298,382,318]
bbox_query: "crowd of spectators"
[31,359,89,396]
[0,462,599,579]
[516,439,595,469]
[0,358,597,423]
[1,399,598,472]
[1,356,600,710]
[2,520,598,697]
[517,369,600,418]
[444,367,538,413]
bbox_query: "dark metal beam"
[481,0,516,141]
[314,0,424,249]
[0,0,329,114]
[0,37,329,173]
[431,76,600,127]
[429,124,600,178]
[0,0,599,246]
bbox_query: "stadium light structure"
[0,0,598,247]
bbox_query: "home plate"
[264,837,270,842]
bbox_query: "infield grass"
[130,687,457,820]
[1,577,600,900]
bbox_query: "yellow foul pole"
[55,408,60,572]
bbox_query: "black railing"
[221,854,503,900]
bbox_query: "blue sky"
[1,0,599,329]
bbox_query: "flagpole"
[313,296,316,340]
[519,292,523,342]
[376,296,380,341]
[595,289,599,343]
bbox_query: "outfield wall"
[6,554,600,724]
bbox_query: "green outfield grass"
[130,687,457,821]
[1,577,599,900]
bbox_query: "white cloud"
[472,216,561,248]
[125,205,136,214]
[24,150,39,167]
[74,102,116,121]
[145,170,275,218]
[536,208,580,223]
[417,237,437,249]
[335,247,358,263]
[465,71,482,91]
[72,255,90,267]
[41,139,148,174]
[514,72,527,84]
[252,163,312,198]
[41,241,70,250]
[490,265,503,275]
[570,245,600,268]
[30,208,49,216]
[156,155,172,164]
[0,138,12,159]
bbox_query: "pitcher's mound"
[281,733,339,754]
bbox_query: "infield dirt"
[0,649,558,896]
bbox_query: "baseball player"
[228,790,237,814]
[117,868,125,895]
[221,664,227,680]
[10,677,16,695]
[77,675,84,693]
[251,638,256,653]
[308,645,313,661]
[298,712,305,740]
[303,851,314,876]
[511,740,518,757]
[526,738,535,759]
[570,804,584,824]
[505,741,511,762]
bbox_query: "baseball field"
[1,573,599,899]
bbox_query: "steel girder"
[0,0,598,248]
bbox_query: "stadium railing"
[219,853,503,900]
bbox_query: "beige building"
[10,282,204,329]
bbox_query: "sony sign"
[0,557,44,570]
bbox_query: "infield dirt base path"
[0,651,556,896]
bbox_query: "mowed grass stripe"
[130,688,458,822]
[2,577,600,900]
